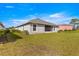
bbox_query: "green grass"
[0,30,79,56]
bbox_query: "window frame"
[33,24,36,31]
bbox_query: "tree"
[70,18,79,24]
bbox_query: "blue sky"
[0,3,79,27]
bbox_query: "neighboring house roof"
[16,18,57,27]
[0,22,5,28]
[59,24,73,26]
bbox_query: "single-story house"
[15,18,59,34]
[58,24,73,31]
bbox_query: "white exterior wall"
[23,24,31,34]
[15,24,31,34]
[37,24,45,33]
[30,24,45,34]
[30,24,59,34]
[15,24,59,34]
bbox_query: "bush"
[0,30,5,36]
[58,30,73,32]
[10,29,29,35]
[11,29,22,33]
[23,30,29,35]
[58,30,63,32]
[64,30,72,32]
[64,30,68,31]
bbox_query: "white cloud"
[10,15,37,26]
[49,12,69,19]
[10,12,73,27]
[49,12,65,18]
[11,19,29,26]
[5,6,14,8]
[41,12,72,24]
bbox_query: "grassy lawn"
[0,30,79,56]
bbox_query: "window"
[33,24,36,31]
[45,25,52,31]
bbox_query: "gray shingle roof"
[16,18,57,27]
[27,18,55,25]
[59,24,73,26]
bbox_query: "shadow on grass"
[7,32,22,42]
[0,32,22,44]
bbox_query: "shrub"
[11,29,22,33]
[11,29,29,35]
[64,30,72,32]
[58,30,63,32]
[58,30,73,32]
[23,30,29,35]
[64,30,67,31]
[0,30,5,36]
